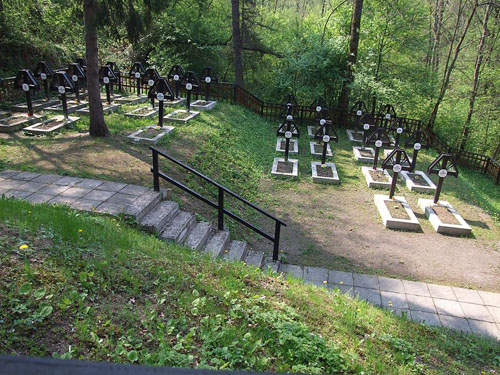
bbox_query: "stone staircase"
[135,196,278,270]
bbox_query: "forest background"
[0,0,498,156]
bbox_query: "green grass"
[0,198,499,374]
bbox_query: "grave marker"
[277,97,300,137]
[350,100,368,132]
[168,65,185,99]
[106,61,122,92]
[99,65,117,104]
[200,67,218,102]
[149,77,174,128]
[181,71,200,112]
[404,128,428,171]
[382,148,412,199]
[142,67,161,108]
[314,117,338,165]
[50,71,75,120]
[13,69,40,116]
[67,63,86,103]
[427,153,458,204]
[34,61,54,101]
[129,62,146,96]
[364,125,390,169]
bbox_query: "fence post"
[218,187,224,230]
[152,149,160,192]
[273,221,281,261]
[496,166,500,185]
[232,85,237,104]
[484,157,490,174]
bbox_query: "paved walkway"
[0,170,499,341]
[280,264,500,340]
[0,170,162,218]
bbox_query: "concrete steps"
[139,201,179,233]
[223,240,248,262]
[243,250,265,268]
[185,222,213,251]
[159,211,196,243]
[203,230,230,258]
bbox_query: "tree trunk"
[232,0,244,87]
[84,0,109,137]
[428,0,477,129]
[459,3,491,150]
[338,0,363,125]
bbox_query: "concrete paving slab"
[381,291,408,309]
[38,185,71,195]
[25,193,55,204]
[83,190,115,201]
[54,176,83,186]
[99,181,128,192]
[460,302,494,322]
[17,181,48,193]
[467,320,500,340]
[11,171,41,181]
[4,190,32,199]
[402,280,430,297]
[75,179,105,189]
[303,266,329,282]
[452,287,483,305]
[106,193,137,206]
[120,184,150,196]
[410,311,441,327]
[96,202,126,215]
[407,295,436,313]
[280,264,303,279]
[427,284,456,300]
[353,273,379,289]
[354,287,382,306]
[479,291,500,307]
[434,298,465,318]
[439,315,470,333]
[329,270,354,285]
[32,174,63,184]
[378,277,405,293]
[61,187,92,199]
[486,306,500,323]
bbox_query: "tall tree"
[84,0,109,137]
[338,0,363,124]
[232,0,244,87]
[459,2,494,150]
[427,0,478,129]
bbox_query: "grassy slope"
[0,198,499,374]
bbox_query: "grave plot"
[346,128,364,143]
[125,106,158,118]
[78,66,121,114]
[310,115,339,184]
[34,61,55,102]
[418,154,472,235]
[116,62,149,105]
[0,111,10,119]
[0,113,45,133]
[361,127,394,188]
[46,100,87,113]
[400,129,436,194]
[374,148,420,230]
[350,100,368,132]
[353,146,376,162]
[25,71,80,135]
[164,71,200,123]
[191,67,218,111]
[272,98,299,178]
[127,124,175,145]
[276,137,298,153]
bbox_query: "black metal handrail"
[151,147,286,261]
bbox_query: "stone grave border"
[125,106,159,119]
[400,170,437,194]
[271,157,298,179]
[374,194,420,231]
[276,137,298,153]
[127,125,175,145]
[311,161,339,184]
[353,146,375,163]
[164,109,199,123]
[418,199,472,236]
[24,115,79,135]
[191,100,217,111]
[310,141,332,157]
[361,166,392,188]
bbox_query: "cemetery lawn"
[0,102,499,292]
[0,198,499,374]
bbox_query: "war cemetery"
[1,1,500,374]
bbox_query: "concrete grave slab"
[0,110,11,119]
[362,166,392,189]
[307,126,316,138]
[400,170,436,194]
[77,103,121,115]
[0,114,45,133]
[311,161,339,184]
[310,142,332,156]
[11,98,59,112]
[127,125,175,145]
[164,109,199,123]
[418,199,472,236]
[353,146,375,163]
[191,100,216,111]
[374,194,420,231]
[275,137,298,153]
[346,129,364,143]
[45,101,87,113]
[24,115,80,135]
[115,95,148,105]
[125,106,158,118]
[164,97,186,107]
[271,157,298,179]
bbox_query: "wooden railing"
[1,73,499,185]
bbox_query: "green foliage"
[0,198,498,374]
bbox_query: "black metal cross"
[99,66,117,105]
[129,62,146,96]
[149,78,174,128]
[106,62,122,92]
[181,71,200,113]
[34,61,54,101]
[50,71,75,120]
[14,69,40,116]
[365,126,390,170]
[314,117,338,165]
[405,128,429,172]
[382,148,412,199]
[143,68,161,108]
[67,63,85,103]
[427,153,459,204]
[168,65,185,99]
[200,67,218,102]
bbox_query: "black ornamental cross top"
[14,69,40,116]
[34,61,55,100]
[382,148,412,199]
[149,77,174,128]
[168,65,185,99]
[200,67,218,102]
[67,63,85,102]
[182,71,200,112]
[129,62,146,96]
[427,153,458,204]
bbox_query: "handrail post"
[273,221,281,261]
[152,149,160,192]
[218,187,224,230]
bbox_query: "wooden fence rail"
[1,75,499,185]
